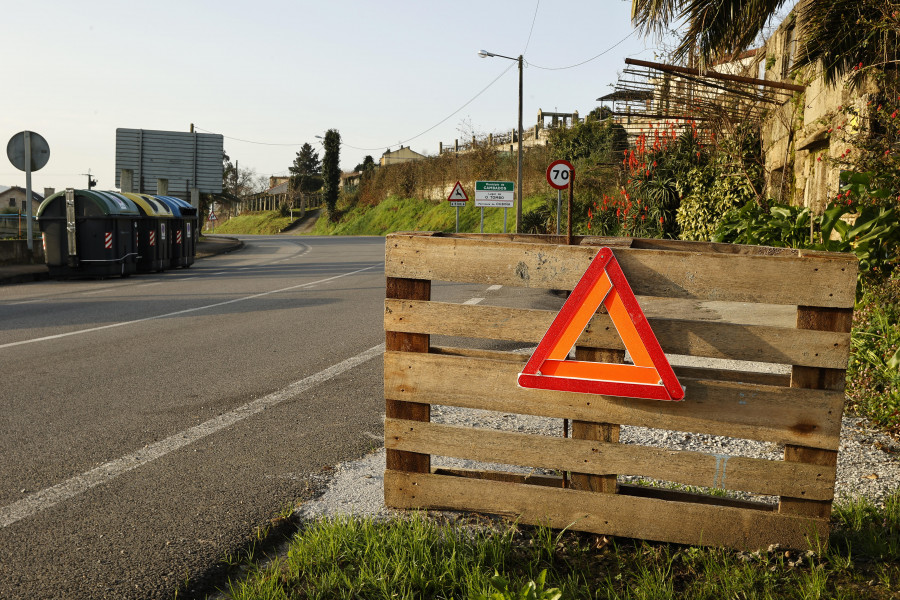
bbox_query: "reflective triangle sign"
[517,247,684,401]
[447,181,468,202]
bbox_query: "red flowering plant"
[589,122,707,239]
[835,99,900,209]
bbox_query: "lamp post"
[478,49,523,233]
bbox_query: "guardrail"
[0,215,39,239]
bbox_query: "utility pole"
[81,169,97,190]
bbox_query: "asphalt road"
[0,235,393,599]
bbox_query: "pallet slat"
[384,470,828,551]
[385,299,850,369]
[384,351,844,450]
[385,419,835,500]
[385,235,857,308]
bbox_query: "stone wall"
[0,239,44,265]
[760,16,881,212]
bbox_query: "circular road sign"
[7,131,50,172]
[546,159,574,190]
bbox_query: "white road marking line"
[80,289,111,295]
[137,282,163,287]
[463,297,484,305]
[0,264,382,350]
[487,285,503,291]
[0,343,386,528]
[8,299,44,305]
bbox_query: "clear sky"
[2,0,671,195]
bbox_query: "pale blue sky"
[4,0,672,193]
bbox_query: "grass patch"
[212,212,293,235]
[221,493,900,599]
[309,195,549,236]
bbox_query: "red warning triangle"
[518,247,684,401]
[447,181,468,202]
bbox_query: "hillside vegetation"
[212,212,293,235]
[309,194,548,236]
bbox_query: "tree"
[630,0,896,85]
[548,118,628,164]
[354,155,376,174]
[322,129,341,218]
[289,143,322,195]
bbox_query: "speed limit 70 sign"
[546,159,574,190]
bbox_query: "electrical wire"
[526,29,637,70]
[195,61,516,154]
[522,0,540,55]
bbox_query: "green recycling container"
[37,189,140,278]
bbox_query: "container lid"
[122,193,174,218]
[154,195,198,217]
[36,189,140,217]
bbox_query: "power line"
[522,0,540,55]
[526,30,637,70]
[195,61,516,155]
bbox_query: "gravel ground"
[297,354,900,522]
[296,409,900,522]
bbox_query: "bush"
[847,278,900,435]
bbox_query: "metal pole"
[567,170,574,246]
[480,207,484,233]
[556,189,561,236]
[516,55,523,234]
[456,206,459,233]
[503,207,507,233]
[24,132,33,251]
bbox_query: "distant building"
[340,171,361,191]
[268,176,290,189]
[380,146,425,166]
[0,186,49,213]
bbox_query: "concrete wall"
[0,239,45,265]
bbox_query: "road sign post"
[7,131,50,251]
[475,181,514,234]
[546,160,574,238]
[447,181,469,233]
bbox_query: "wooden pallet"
[383,233,857,550]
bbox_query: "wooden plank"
[384,470,828,550]
[780,305,852,519]
[431,468,779,511]
[384,235,857,308]
[384,299,850,369]
[618,483,777,511]
[384,277,431,474]
[429,345,791,387]
[384,351,844,450]
[385,419,836,500]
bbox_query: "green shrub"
[847,278,900,435]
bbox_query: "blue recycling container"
[154,196,198,268]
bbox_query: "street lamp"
[478,49,523,233]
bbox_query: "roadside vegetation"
[221,494,900,599]
[211,212,293,235]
